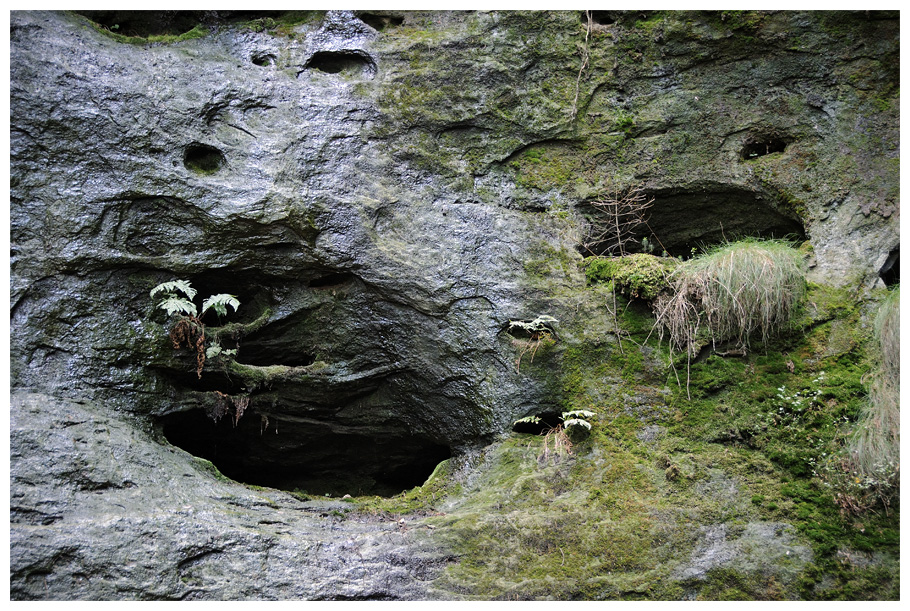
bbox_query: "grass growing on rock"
[654,239,806,359]
[346,272,897,600]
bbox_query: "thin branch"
[571,10,593,120]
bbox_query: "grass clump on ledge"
[653,239,806,359]
[844,286,900,505]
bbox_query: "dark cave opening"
[178,270,273,328]
[357,12,404,31]
[304,51,376,77]
[741,134,789,160]
[512,411,564,435]
[587,11,616,26]
[251,53,277,67]
[183,143,226,174]
[583,187,807,258]
[161,408,451,497]
[76,10,311,38]
[879,248,899,286]
[229,315,317,368]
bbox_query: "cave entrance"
[617,187,806,257]
[161,408,451,497]
[879,247,899,286]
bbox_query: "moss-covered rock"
[10,9,898,601]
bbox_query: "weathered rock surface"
[10,391,450,600]
[9,9,899,600]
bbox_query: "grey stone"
[9,9,898,600]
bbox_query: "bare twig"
[583,186,655,256]
[571,10,593,120]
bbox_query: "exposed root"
[169,316,206,378]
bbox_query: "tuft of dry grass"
[848,287,900,483]
[653,239,806,357]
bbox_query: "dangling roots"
[207,391,250,427]
[169,317,206,378]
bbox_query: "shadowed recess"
[584,187,807,257]
[879,247,899,286]
[304,51,376,77]
[161,408,451,497]
[184,143,226,174]
[357,12,404,31]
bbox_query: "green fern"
[513,415,542,426]
[150,279,196,301]
[156,295,198,317]
[201,293,240,318]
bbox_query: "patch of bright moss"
[583,254,678,300]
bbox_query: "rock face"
[9,10,899,600]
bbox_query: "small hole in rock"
[586,11,616,25]
[304,51,375,77]
[512,411,563,435]
[251,53,276,67]
[741,136,788,160]
[358,12,404,31]
[184,144,226,174]
[161,408,451,497]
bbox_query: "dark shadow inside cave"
[304,51,376,78]
[76,10,308,38]
[879,247,899,286]
[229,314,317,367]
[357,12,404,31]
[161,408,451,497]
[583,187,806,258]
[512,411,563,435]
[741,135,789,160]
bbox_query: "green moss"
[84,19,210,45]
[192,456,233,483]
[353,458,457,516]
[583,254,678,300]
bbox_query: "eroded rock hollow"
[10,10,899,600]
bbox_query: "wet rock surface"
[10,392,450,600]
[10,10,899,600]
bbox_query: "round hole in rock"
[357,12,404,31]
[251,53,276,67]
[183,144,226,174]
[879,247,899,286]
[304,51,375,77]
[741,135,789,160]
[161,408,451,497]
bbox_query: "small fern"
[150,279,196,301]
[149,279,242,379]
[201,293,240,318]
[151,280,199,317]
[513,415,542,426]
[156,295,198,317]
[562,410,595,434]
